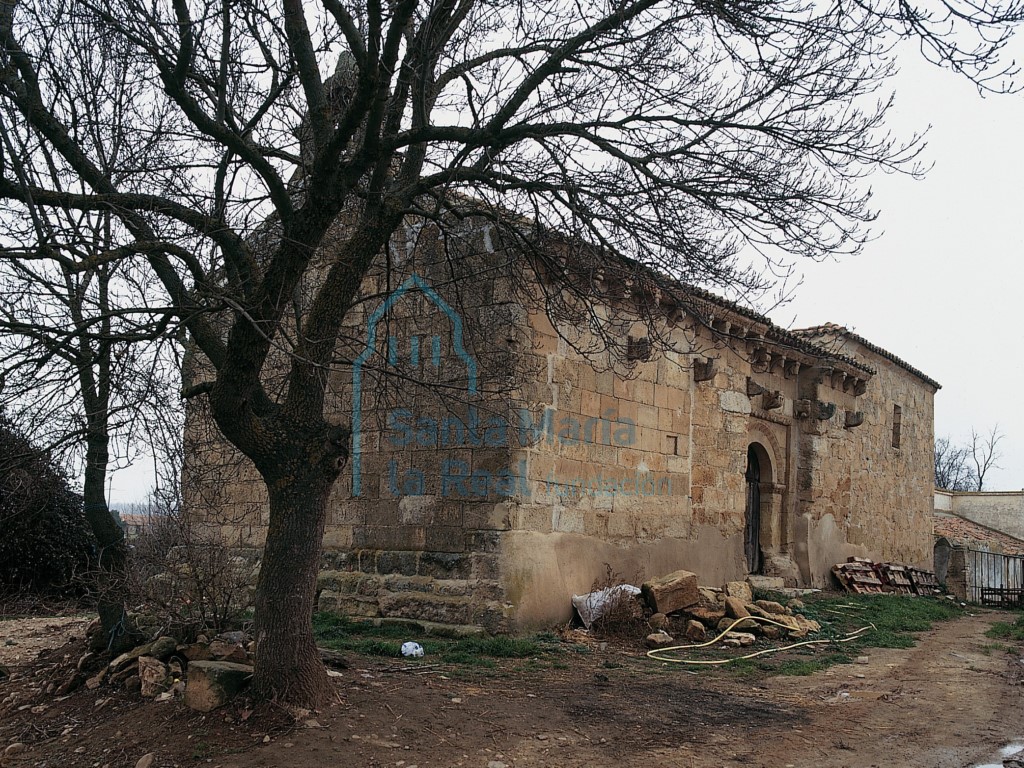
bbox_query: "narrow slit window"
[667,435,679,455]
[892,405,902,448]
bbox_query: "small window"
[667,435,679,455]
[892,405,902,448]
[627,335,652,361]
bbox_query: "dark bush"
[0,414,94,593]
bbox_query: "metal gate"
[965,548,1024,607]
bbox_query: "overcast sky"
[772,48,1024,491]
[107,40,1024,504]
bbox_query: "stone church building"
[183,215,939,631]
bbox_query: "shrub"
[0,415,94,593]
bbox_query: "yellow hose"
[646,614,875,665]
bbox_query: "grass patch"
[985,613,1024,642]
[667,593,965,680]
[313,611,558,666]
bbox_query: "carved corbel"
[794,399,812,419]
[784,359,801,379]
[815,401,837,420]
[844,410,865,429]
[854,379,868,396]
[763,391,784,411]
[746,377,767,397]
[769,354,786,376]
[694,358,717,383]
[751,347,770,372]
[830,370,845,390]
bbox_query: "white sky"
[108,42,1024,504]
[771,50,1024,491]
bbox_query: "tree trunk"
[251,467,335,707]
[82,427,139,654]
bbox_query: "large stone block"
[641,569,699,615]
[184,661,253,712]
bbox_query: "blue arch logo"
[351,274,478,496]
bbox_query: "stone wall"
[182,214,938,631]
[937,491,1024,541]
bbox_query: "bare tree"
[970,424,1005,491]
[0,21,187,650]
[1,0,1022,707]
[934,436,976,491]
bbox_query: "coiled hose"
[646,614,875,665]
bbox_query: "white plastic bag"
[401,641,424,657]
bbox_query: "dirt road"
[228,611,1022,768]
[1,611,1021,768]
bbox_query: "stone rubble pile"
[638,570,820,649]
[78,622,258,711]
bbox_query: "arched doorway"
[744,444,770,574]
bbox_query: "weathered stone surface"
[135,752,155,768]
[138,657,168,698]
[723,597,750,620]
[687,606,726,626]
[746,575,785,593]
[109,642,153,672]
[641,570,699,615]
[184,661,253,712]
[149,636,178,661]
[788,598,806,610]
[723,581,753,604]
[4,743,27,758]
[648,613,669,631]
[723,631,756,647]
[698,587,721,603]
[754,600,788,615]
[718,616,758,632]
[684,620,706,642]
[644,631,675,650]
[209,640,248,664]
[761,625,782,640]
[181,642,213,661]
[85,668,107,689]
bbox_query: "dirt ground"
[1,610,1021,768]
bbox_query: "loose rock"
[723,631,756,647]
[644,631,675,650]
[138,657,169,698]
[723,581,754,604]
[648,613,669,631]
[641,570,699,615]
[184,661,253,712]
[148,637,178,661]
[754,600,788,615]
[135,752,155,768]
[4,743,27,757]
[723,597,751,620]
[684,620,706,642]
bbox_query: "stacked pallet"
[832,557,941,596]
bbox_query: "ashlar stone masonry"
[183,215,939,630]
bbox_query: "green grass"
[313,612,557,666]
[985,613,1024,642]
[677,592,966,679]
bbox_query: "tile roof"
[933,512,1024,555]
[793,323,941,390]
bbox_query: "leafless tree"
[970,424,1005,491]
[934,436,976,491]
[0,22,187,650]
[1,0,1022,707]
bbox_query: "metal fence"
[965,548,1024,607]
